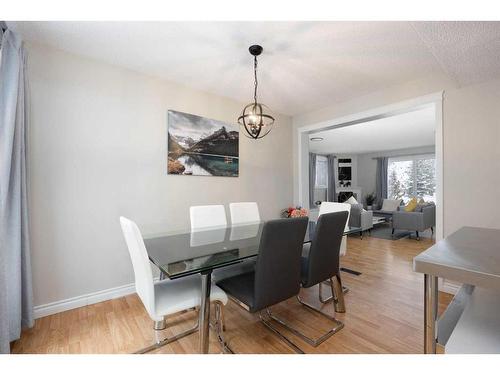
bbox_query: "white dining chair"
[318,202,351,256]
[190,227,226,247]
[229,223,260,241]
[119,216,228,354]
[213,202,261,282]
[190,205,227,231]
[229,202,261,225]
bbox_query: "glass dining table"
[143,220,361,353]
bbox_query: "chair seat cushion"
[216,271,256,312]
[153,274,227,318]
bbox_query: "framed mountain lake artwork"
[167,110,239,177]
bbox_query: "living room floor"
[12,235,452,354]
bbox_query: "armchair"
[392,204,436,240]
[349,204,373,235]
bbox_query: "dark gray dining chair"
[295,211,349,346]
[259,212,348,349]
[216,217,309,353]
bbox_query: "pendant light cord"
[253,56,258,104]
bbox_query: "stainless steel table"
[143,220,361,353]
[413,226,500,353]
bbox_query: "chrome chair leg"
[331,275,346,313]
[154,306,198,331]
[218,300,226,332]
[259,309,304,354]
[258,277,346,349]
[213,301,234,354]
[267,304,343,348]
[319,281,333,303]
[137,307,201,353]
[135,318,200,354]
[154,318,167,330]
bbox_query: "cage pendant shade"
[238,45,275,139]
[238,103,274,139]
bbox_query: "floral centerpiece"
[280,206,308,218]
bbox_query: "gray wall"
[356,145,435,205]
[27,43,294,307]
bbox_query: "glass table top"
[144,220,361,279]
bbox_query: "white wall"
[27,43,293,307]
[293,75,455,209]
[443,80,500,234]
[356,145,435,204]
[293,74,500,236]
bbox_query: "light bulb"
[248,113,258,125]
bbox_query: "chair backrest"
[318,202,351,230]
[229,223,260,241]
[253,217,309,312]
[301,211,348,288]
[119,217,155,318]
[190,205,227,231]
[318,202,351,256]
[190,227,226,247]
[229,202,261,225]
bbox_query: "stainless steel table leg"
[424,274,438,354]
[199,271,212,354]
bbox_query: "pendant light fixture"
[238,45,275,139]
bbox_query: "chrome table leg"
[424,274,438,354]
[199,270,212,354]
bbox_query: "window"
[387,154,436,202]
[315,155,328,188]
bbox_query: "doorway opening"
[296,92,443,240]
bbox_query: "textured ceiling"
[309,106,436,154]
[9,21,500,116]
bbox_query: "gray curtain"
[375,157,389,208]
[0,29,33,354]
[326,154,336,202]
[308,153,317,208]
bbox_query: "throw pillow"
[381,199,402,212]
[346,196,358,205]
[405,197,418,212]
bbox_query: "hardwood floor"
[12,233,452,354]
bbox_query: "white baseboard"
[34,276,461,320]
[34,282,136,319]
